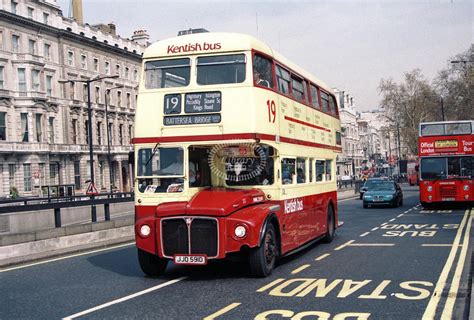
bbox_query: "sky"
[56,0,472,111]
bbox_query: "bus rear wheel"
[138,248,168,277]
[323,204,336,243]
[249,223,277,277]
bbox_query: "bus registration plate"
[174,255,207,265]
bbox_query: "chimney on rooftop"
[72,0,83,24]
[131,30,150,46]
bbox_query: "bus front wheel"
[138,248,168,277]
[249,223,277,277]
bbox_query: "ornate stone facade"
[0,0,146,197]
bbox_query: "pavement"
[0,187,354,268]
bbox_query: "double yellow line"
[422,208,472,319]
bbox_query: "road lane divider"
[441,209,472,319]
[359,232,370,237]
[291,264,311,274]
[370,227,379,231]
[203,302,242,320]
[422,208,470,319]
[397,214,404,218]
[348,243,395,247]
[421,244,463,247]
[62,277,187,319]
[315,253,331,261]
[334,240,354,251]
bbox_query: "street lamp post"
[105,85,124,197]
[59,75,119,222]
[440,95,445,121]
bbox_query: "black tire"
[138,248,168,277]
[400,197,404,206]
[249,223,277,277]
[392,200,399,208]
[323,204,336,243]
[359,194,363,200]
[363,202,368,209]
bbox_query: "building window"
[71,119,77,144]
[126,92,131,108]
[46,75,52,96]
[83,83,88,102]
[67,51,74,66]
[43,12,49,24]
[20,113,28,142]
[35,113,42,142]
[12,35,20,53]
[117,91,122,107]
[49,163,58,185]
[95,86,100,103]
[24,164,32,192]
[31,70,40,91]
[85,120,89,144]
[115,64,120,76]
[0,66,4,89]
[11,1,17,14]
[99,160,105,188]
[27,7,34,19]
[105,61,110,75]
[48,117,54,143]
[128,124,133,140]
[81,54,87,69]
[108,123,113,145]
[8,164,16,189]
[125,67,129,78]
[18,68,26,92]
[133,69,138,81]
[97,121,102,144]
[44,43,51,61]
[74,161,81,190]
[0,112,6,141]
[0,31,3,50]
[93,58,99,72]
[28,39,36,55]
[38,163,46,186]
[119,124,123,145]
[69,82,75,100]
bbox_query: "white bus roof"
[143,32,334,94]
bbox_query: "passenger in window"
[297,168,305,183]
[254,70,271,88]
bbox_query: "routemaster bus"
[132,32,342,277]
[419,120,473,207]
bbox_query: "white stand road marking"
[334,240,354,251]
[62,277,186,319]
[349,243,395,247]
[371,227,379,231]
[359,232,370,237]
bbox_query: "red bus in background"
[418,120,474,207]
[407,160,419,186]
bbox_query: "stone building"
[0,0,148,197]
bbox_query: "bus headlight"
[139,224,151,237]
[463,185,469,191]
[428,195,432,201]
[465,195,470,200]
[427,186,433,192]
[234,225,247,239]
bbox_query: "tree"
[434,45,473,120]
[378,69,438,155]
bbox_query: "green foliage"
[378,45,473,155]
[10,187,19,199]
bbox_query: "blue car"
[363,181,403,208]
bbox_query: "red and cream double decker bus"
[419,120,474,207]
[132,32,342,277]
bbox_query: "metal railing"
[0,192,134,228]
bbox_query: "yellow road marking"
[359,232,370,237]
[291,264,311,274]
[334,240,354,251]
[441,210,472,318]
[422,209,470,319]
[315,253,331,261]
[256,278,285,292]
[203,302,241,320]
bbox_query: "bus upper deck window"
[276,65,290,95]
[144,58,190,89]
[310,84,320,109]
[321,91,330,113]
[197,54,246,85]
[253,54,273,88]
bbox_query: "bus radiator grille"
[439,185,457,197]
[161,218,218,258]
